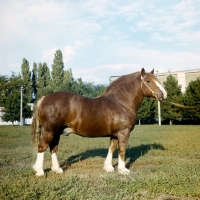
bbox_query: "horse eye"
[147,80,151,83]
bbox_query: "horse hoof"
[34,169,45,176]
[35,171,45,176]
[118,168,130,175]
[33,165,45,176]
[57,168,63,173]
[103,165,114,172]
[51,167,63,173]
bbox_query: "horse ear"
[141,68,146,79]
[150,69,154,74]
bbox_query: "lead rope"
[141,78,196,109]
[164,100,196,109]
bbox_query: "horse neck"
[105,73,144,112]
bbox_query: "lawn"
[0,125,200,199]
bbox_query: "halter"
[141,76,160,101]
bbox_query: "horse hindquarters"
[32,95,63,176]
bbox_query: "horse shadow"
[60,143,165,171]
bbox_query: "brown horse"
[32,68,167,176]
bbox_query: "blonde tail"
[31,96,45,145]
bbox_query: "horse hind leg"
[103,136,118,172]
[49,135,63,174]
[33,131,54,176]
[33,152,45,176]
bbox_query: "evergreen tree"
[42,62,52,97]
[37,63,52,100]
[37,63,44,99]
[162,75,183,125]
[21,58,32,102]
[137,97,156,124]
[51,49,64,92]
[182,77,200,122]
[32,62,37,102]
[43,62,51,87]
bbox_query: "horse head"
[141,68,167,101]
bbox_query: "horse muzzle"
[156,90,167,101]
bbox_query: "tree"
[58,69,74,91]
[1,74,32,125]
[2,89,21,125]
[36,63,44,99]
[21,58,32,102]
[137,97,156,125]
[161,75,183,125]
[73,78,85,95]
[0,75,8,107]
[58,69,107,98]
[37,63,52,100]
[42,62,52,97]
[32,62,37,102]
[182,77,200,122]
[64,69,73,84]
[51,49,64,92]
[92,84,107,97]
[43,62,51,87]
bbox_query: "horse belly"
[68,115,111,137]
[67,110,130,138]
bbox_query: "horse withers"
[32,68,167,176]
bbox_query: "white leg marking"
[118,155,130,175]
[103,148,114,172]
[33,152,45,176]
[155,81,167,99]
[51,153,63,173]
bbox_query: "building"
[109,69,200,93]
[0,103,34,125]
[156,69,200,92]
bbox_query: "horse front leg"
[103,136,118,172]
[117,129,130,175]
[49,135,63,174]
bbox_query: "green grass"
[0,125,200,199]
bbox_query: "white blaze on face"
[155,80,167,99]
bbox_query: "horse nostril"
[157,92,163,100]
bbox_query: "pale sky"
[0,0,200,84]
